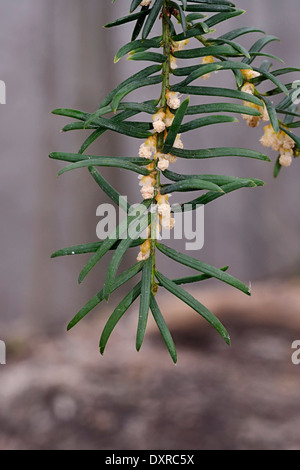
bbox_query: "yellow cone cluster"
[139,173,156,200]
[138,110,183,200]
[241,69,261,80]
[241,80,269,128]
[166,90,181,109]
[170,56,178,71]
[152,110,166,133]
[139,135,157,160]
[154,133,183,171]
[138,131,182,199]
[136,103,182,261]
[201,56,215,80]
[137,239,151,262]
[260,124,295,167]
[152,107,176,132]
[239,69,296,168]
[156,193,175,230]
[170,39,189,71]
[140,0,152,6]
[165,108,175,127]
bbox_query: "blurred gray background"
[0,0,300,450]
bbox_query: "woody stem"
[150,1,171,294]
[158,2,171,149]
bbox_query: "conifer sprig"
[51,1,299,363]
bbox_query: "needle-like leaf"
[155,271,231,346]
[100,283,142,355]
[150,294,177,363]
[157,243,251,295]
[136,258,152,351]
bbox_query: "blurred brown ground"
[1,278,300,450]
